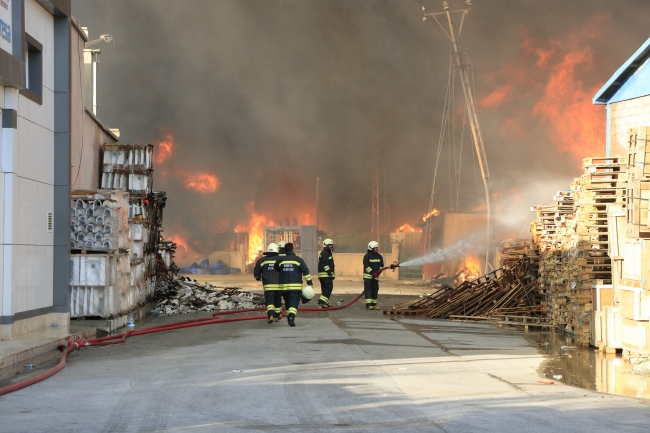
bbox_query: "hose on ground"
[0,290,365,396]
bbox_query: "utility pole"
[423,0,495,271]
[371,153,380,239]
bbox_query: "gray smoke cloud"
[73,0,650,260]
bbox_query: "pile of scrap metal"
[153,275,264,315]
[387,258,549,328]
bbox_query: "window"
[20,33,43,104]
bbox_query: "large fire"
[235,203,269,263]
[478,15,608,163]
[457,255,481,282]
[155,133,174,165]
[396,223,422,233]
[422,208,440,222]
[183,172,220,193]
[167,233,194,264]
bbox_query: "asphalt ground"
[0,294,648,432]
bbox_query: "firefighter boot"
[267,312,275,324]
[287,314,296,327]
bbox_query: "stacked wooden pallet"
[386,258,543,324]
[531,156,625,345]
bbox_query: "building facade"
[593,37,650,355]
[0,0,117,340]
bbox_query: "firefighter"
[274,242,313,327]
[277,241,287,254]
[253,243,282,323]
[363,241,384,310]
[317,238,335,308]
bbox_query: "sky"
[73,0,650,263]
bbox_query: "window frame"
[19,32,43,105]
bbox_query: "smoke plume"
[73,0,650,264]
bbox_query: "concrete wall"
[609,95,650,157]
[333,243,399,281]
[208,250,246,271]
[441,213,487,275]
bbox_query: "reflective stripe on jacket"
[253,253,280,290]
[362,251,384,279]
[274,252,312,290]
[317,248,335,279]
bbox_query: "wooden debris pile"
[531,156,625,345]
[497,239,539,271]
[387,258,542,320]
[153,275,264,315]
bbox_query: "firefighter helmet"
[323,238,334,247]
[267,243,278,253]
[277,241,287,249]
[301,286,315,304]
[368,241,379,250]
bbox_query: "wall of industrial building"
[609,95,650,157]
[332,243,399,281]
[1,0,72,340]
[69,20,117,191]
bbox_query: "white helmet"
[301,286,315,304]
[368,241,379,250]
[277,241,287,249]
[323,238,334,247]
[267,243,278,253]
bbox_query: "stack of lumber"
[497,239,539,270]
[531,156,624,345]
[387,258,543,323]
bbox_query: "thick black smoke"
[74,0,650,260]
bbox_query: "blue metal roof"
[593,37,650,104]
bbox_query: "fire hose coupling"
[372,262,400,279]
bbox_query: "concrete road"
[1,296,648,432]
[182,273,438,296]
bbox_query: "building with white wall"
[0,0,74,340]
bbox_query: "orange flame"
[155,133,174,165]
[235,203,269,263]
[479,15,608,163]
[396,223,422,233]
[167,233,195,265]
[183,172,220,193]
[422,209,440,222]
[457,255,481,282]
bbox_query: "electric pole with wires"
[423,0,496,271]
[371,153,381,240]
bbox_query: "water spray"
[398,240,480,268]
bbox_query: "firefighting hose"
[372,261,400,279]
[0,288,370,397]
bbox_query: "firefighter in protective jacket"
[317,239,335,307]
[362,241,384,310]
[274,243,313,327]
[253,243,283,323]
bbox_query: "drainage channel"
[528,332,650,399]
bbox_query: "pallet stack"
[387,258,544,323]
[532,156,625,345]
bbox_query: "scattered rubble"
[153,274,264,315]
